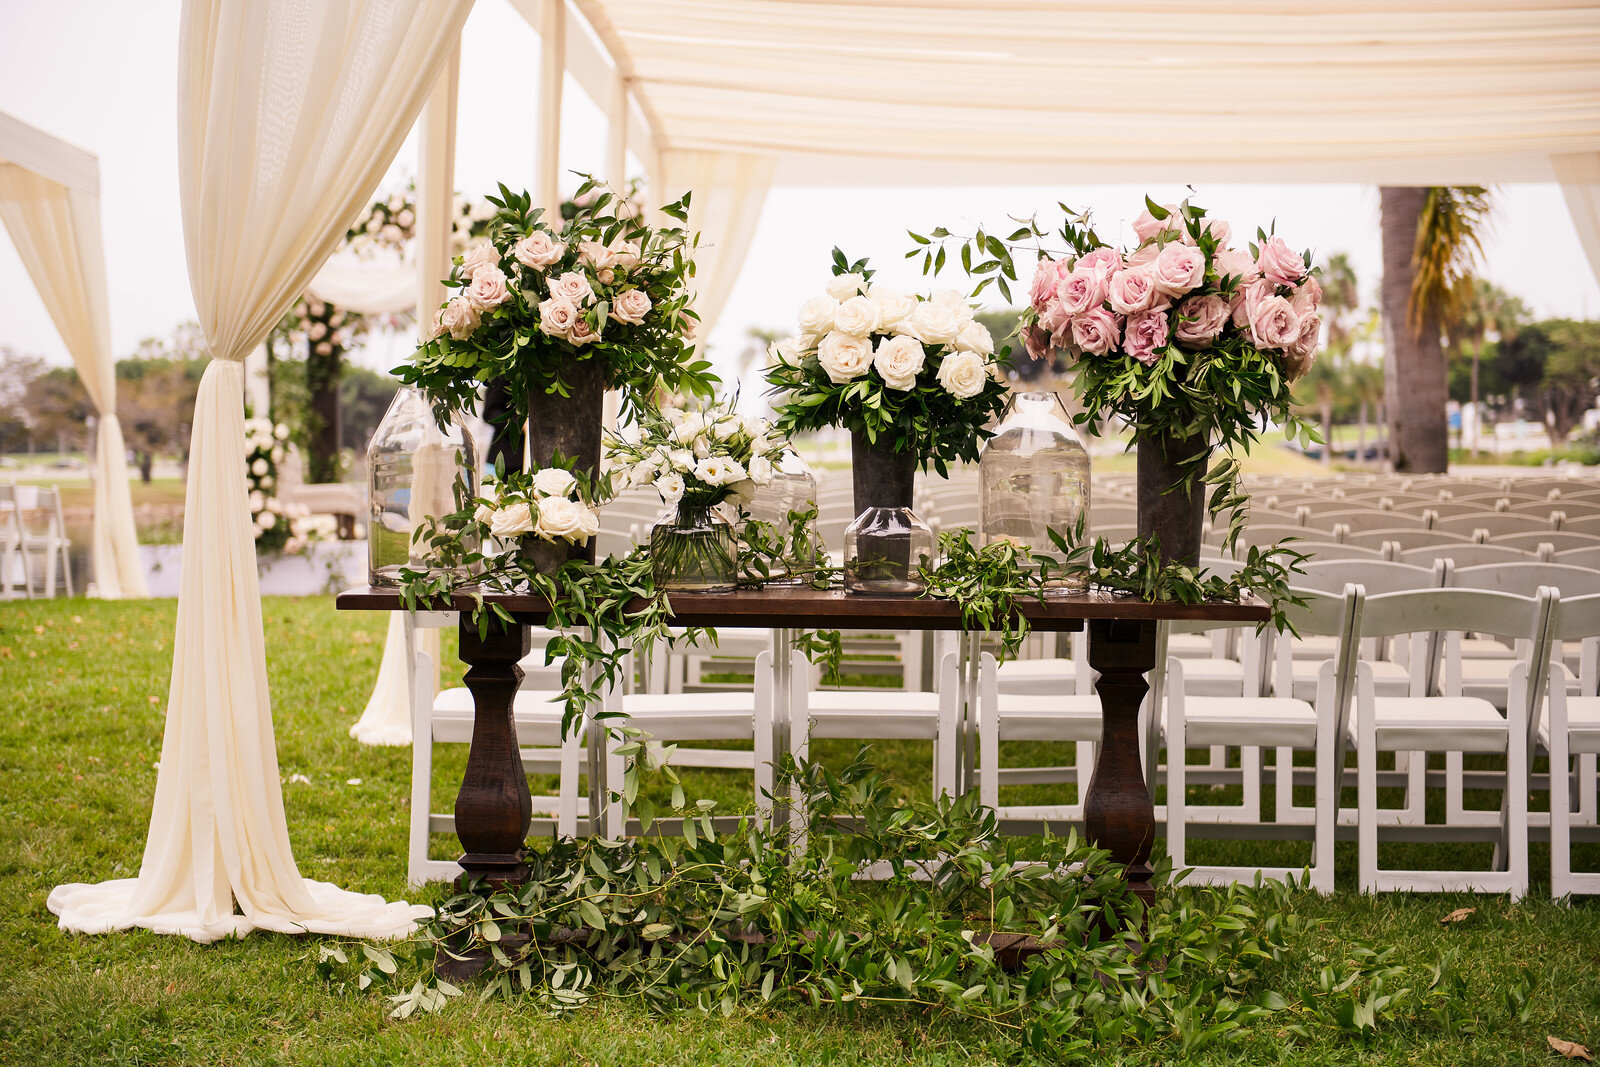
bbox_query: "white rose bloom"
[534,496,587,542]
[258,510,277,530]
[273,424,289,441]
[531,467,578,498]
[308,322,327,341]
[796,295,838,338]
[673,414,706,444]
[251,458,269,476]
[489,502,536,537]
[656,472,686,504]
[473,500,497,525]
[271,446,285,464]
[816,330,874,384]
[825,273,867,301]
[749,455,775,486]
[577,506,601,539]
[868,284,917,329]
[908,302,960,347]
[933,288,968,308]
[832,295,880,337]
[951,303,976,328]
[873,334,927,391]
[954,321,995,356]
[259,474,274,489]
[387,194,405,212]
[936,350,988,399]
[249,490,265,511]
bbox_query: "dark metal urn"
[851,428,917,515]
[520,358,606,571]
[1135,429,1209,568]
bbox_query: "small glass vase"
[652,502,737,593]
[844,506,934,596]
[978,390,1090,595]
[367,386,479,586]
[746,453,820,586]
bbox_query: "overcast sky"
[4,0,1598,389]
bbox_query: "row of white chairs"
[0,482,73,599]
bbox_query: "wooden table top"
[336,584,1270,631]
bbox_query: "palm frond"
[1408,186,1493,336]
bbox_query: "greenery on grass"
[3,596,1600,1064]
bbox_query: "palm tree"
[1379,185,1492,473]
[1454,280,1529,456]
[1307,253,1361,464]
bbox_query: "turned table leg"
[454,616,533,887]
[1084,618,1157,909]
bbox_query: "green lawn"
[3,596,1600,1064]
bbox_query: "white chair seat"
[996,657,1078,696]
[1368,696,1507,753]
[1175,657,1246,694]
[992,693,1103,742]
[1180,696,1317,749]
[805,690,941,739]
[433,686,570,744]
[1541,696,1600,753]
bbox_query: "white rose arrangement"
[474,461,602,548]
[605,395,792,511]
[243,417,327,556]
[768,249,1011,473]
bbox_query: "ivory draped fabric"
[0,146,147,599]
[306,246,418,315]
[1555,153,1600,287]
[660,149,776,348]
[48,0,474,943]
[574,0,1600,186]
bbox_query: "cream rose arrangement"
[473,459,603,550]
[767,249,1010,473]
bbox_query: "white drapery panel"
[48,0,474,943]
[0,142,147,598]
[1555,153,1600,287]
[306,246,418,315]
[575,1,1600,185]
[660,149,775,348]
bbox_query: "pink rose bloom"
[434,296,480,341]
[1056,266,1109,316]
[1040,300,1074,344]
[1029,258,1070,313]
[513,231,565,269]
[1173,294,1229,348]
[1070,307,1122,356]
[538,295,578,338]
[1022,322,1053,362]
[465,265,511,310]
[567,315,599,346]
[1123,308,1171,367]
[1150,243,1207,298]
[1231,276,1277,329]
[1290,274,1323,315]
[1256,236,1306,286]
[1107,266,1159,315]
[609,288,653,326]
[459,241,500,279]
[550,270,595,306]
[1131,203,1181,243]
[1213,248,1258,285]
[610,240,642,272]
[1248,295,1301,350]
[1074,247,1123,280]
[1181,218,1232,248]
[1290,310,1321,360]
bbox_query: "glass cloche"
[367,386,480,586]
[844,506,935,596]
[978,390,1090,594]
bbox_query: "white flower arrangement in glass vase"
[606,396,790,592]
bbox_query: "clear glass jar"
[368,386,480,586]
[652,502,737,593]
[748,451,818,526]
[979,390,1090,595]
[844,506,935,596]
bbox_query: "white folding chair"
[20,485,72,597]
[1166,585,1359,893]
[0,483,30,600]
[1546,592,1600,898]
[1354,588,1554,897]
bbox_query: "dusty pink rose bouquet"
[1023,199,1321,385]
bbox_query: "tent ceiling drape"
[573,0,1600,186]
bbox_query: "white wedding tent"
[47,0,1600,942]
[0,111,147,599]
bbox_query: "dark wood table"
[337,586,1268,910]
